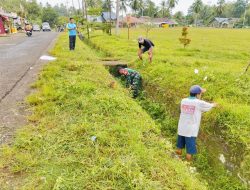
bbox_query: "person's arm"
[150,40,155,47]
[199,100,217,112]
[126,75,132,88]
[67,24,74,31]
[138,43,142,49]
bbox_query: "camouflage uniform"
[124,68,142,98]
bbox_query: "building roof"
[87,15,103,23]
[151,18,178,25]
[121,15,142,24]
[214,17,240,24]
[101,12,116,22]
[0,8,17,18]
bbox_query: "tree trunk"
[81,0,85,18]
[195,14,198,27]
[72,0,75,13]
[243,0,248,27]
[82,0,89,38]
[109,3,112,35]
[115,0,120,35]
[77,0,81,14]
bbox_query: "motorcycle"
[26,30,32,37]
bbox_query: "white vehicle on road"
[42,22,51,32]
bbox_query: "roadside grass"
[85,28,250,188]
[0,34,206,189]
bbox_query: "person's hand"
[212,103,218,107]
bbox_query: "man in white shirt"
[176,85,217,161]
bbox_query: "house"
[211,17,240,28]
[0,8,18,34]
[87,12,117,24]
[87,15,103,23]
[137,16,151,23]
[150,18,178,27]
[101,12,116,23]
[120,15,142,27]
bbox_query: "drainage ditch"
[84,39,248,189]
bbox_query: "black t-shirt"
[139,39,155,49]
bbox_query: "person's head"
[69,17,74,23]
[138,36,144,44]
[118,67,128,75]
[189,85,206,99]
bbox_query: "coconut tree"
[216,0,225,16]
[115,0,120,35]
[160,0,167,17]
[243,0,249,26]
[167,0,178,13]
[138,0,145,16]
[120,0,128,16]
[192,0,203,26]
[130,0,139,14]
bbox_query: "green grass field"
[86,27,250,189]
[0,35,207,189]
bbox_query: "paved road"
[0,32,58,144]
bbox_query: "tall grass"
[86,27,250,189]
[0,34,206,189]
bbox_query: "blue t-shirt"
[67,23,77,36]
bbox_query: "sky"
[38,0,231,15]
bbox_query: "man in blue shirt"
[67,18,77,50]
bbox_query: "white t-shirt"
[177,97,215,137]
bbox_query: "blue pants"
[69,35,76,50]
[177,135,197,155]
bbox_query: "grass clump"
[0,34,206,189]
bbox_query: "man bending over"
[138,36,154,63]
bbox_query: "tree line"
[0,0,249,27]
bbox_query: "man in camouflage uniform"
[118,67,142,98]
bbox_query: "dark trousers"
[69,35,76,50]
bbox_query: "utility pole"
[115,0,120,35]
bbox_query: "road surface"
[0,32,58,144]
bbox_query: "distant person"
[138,36,154,63]
[176,85,217,161]
[118,67,142,98]
[25,23,33,32]
[67,18,77,51]
[25,23,33,37]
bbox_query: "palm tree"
[192,0,203,26]
[243,0,249,26]
[115,0,120,35]
[161,0,167,17]
[138,0,145,16]
[167,0,178,13]
[87,0,97,8]
[216,0,225,17]
[120,0,128,16]
[130,0,139,14]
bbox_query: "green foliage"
[232,0,247,18]
[0,34,207,190]
[41,4,59,27]
[26,0,42,22]
[179,27,191,48]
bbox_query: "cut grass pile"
[0,34,206,189]
[86,28,250,188]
